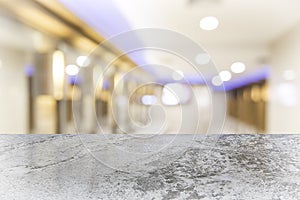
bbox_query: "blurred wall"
[0,15,34,133]
[0,48,28,133]
[268,24,300,133]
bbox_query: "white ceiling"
[59,0,300,79]
[112,0,300,46]
[110,0,300,76]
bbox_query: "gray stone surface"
[0,134,299,200]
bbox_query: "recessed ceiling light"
[65,64,79,76]
[231,62,246,74]
[200,16,219,31]
[76,56,90,67]
[219,70,232,82]
[172,70,184,81]
[211,75,223,86]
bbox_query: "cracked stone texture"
[0,134,299,200]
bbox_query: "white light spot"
[162,92,179,106]
[76,56,90,67]
[219,70,232,82]
[200,16,219,31]
[141,95,157,106]
[65,64,79,76]
[211,76,223,86]
[231,62,246,74]
[162,85,180,106]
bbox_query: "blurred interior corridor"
[1,0,300,134]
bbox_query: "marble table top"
[0,134,299,200]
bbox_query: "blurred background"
[0,0,300,134]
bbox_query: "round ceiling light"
[231,62,246,74]
[219,70,232,82]
[65,64,79,76]
[200,16,219,31]
[211,75,223,86]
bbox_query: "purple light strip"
[57,0,131,38]
[156,74,207,85]
[212,66,270,92]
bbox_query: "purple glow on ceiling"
[213,66,270,92]
[156,74,207,85]
[58,0,131,38]
[58,0,155,75]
